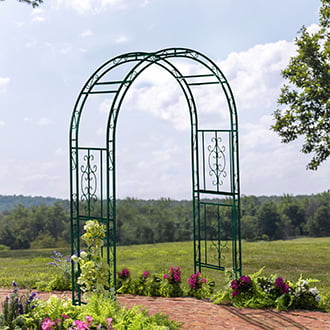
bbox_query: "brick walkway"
[1,289,330,329]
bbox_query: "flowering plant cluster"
[212,268,326,311]
[1,281,39,329]
[187,272,207,290]
[1,291,180,329]
[41,314,114,330]
[118,268,130,280]
[163,266,181,284]
[231,275,252,297]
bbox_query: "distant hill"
[0,195,67,213]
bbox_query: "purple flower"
[232,290,239,297]
[142,271,150,279]
[275,276,290,294]
[231,279,239,290]
[118,268,130,279]
[163,266,181,284]
[187,272,207,289]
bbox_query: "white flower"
[80,251,88,258]
[309,287,319,296]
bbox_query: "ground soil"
[1,289,330,329]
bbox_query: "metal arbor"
[69,48,241,304]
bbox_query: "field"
[0,237,329,295]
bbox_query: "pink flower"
[42,318,56,330]
[72,320,89,329]
[106,318,114,330]
[118,268,130,279]
[142,271,150,279]
[62,314,70,319]
[85,316,93,325]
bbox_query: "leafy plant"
[71,220,110,296]
[211,268,326,311]
[161,267,183,297]
[19,293,181,329]
[0,281,39,329]
[187,272,210,299]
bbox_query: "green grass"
[0,237,329,295]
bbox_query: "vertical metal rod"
[201,131,206,190]
[217,204,221,267]
[204,204,207,264]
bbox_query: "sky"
[0,0,329,200]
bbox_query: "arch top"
[70,47,238,143]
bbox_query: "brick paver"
[1,289,330,329]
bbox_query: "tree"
[272,0,330,170]
[0,0,43,7]
[256,201,282,240]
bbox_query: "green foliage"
[0,193,329,250]
[211,268,326,311]
[0,282,39,329]
[72,220,111,296]
[16,293,181,329]
[272,0,330,170]
[35,251,72,291]
[0,244,10,251]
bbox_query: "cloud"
[218,40,296,113]
[0,77,10,94]
[80,29,93,37]
[38,117,52,126]
[54,0,148,13]
[0,121,5,127]
[114,35,129,43]
[31,8,46,22]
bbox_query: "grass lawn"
[0,237,329,295]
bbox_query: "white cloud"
[38,117,52,126]
[55,147,66,156]
[0,121,5,127]
[32,8,46,22]
[0,77,10,94]
[54,0,147,13]
[59,46,72,55]
[114,35,128,44]
[218,40,296,112]
[80,29,93,37]
[99,98,112,114]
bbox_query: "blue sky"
[0,0,328,199]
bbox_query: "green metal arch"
[69,48,241,304]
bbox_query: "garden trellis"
[69,48,242,304]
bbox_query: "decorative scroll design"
[71,150,77,171]
[208,136,227,187]
[71,110,80,130]
[84,74,99,92]
[80,153,98,202]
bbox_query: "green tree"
[307,205,330,236]
[272,0,330,170]
[279,194,306,235]
[241,215,259,240]
[256,201,283,240]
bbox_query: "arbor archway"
[69,48,241,304]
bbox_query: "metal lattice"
[69,48,241,304]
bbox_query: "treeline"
[0,192,329,249]
[0,195,64,213]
